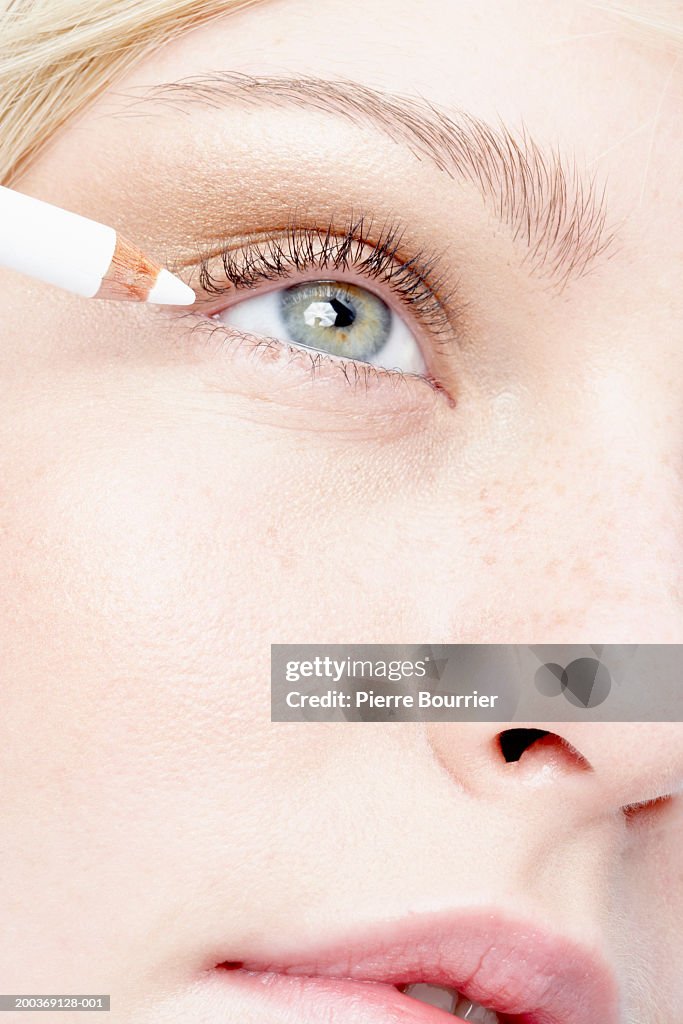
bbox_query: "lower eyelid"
[173,311,454,415]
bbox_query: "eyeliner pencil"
[0,184,195,305]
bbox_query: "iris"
[280,280,391,360]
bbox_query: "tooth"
[453,997,500,1023]
[403,983,458,1014]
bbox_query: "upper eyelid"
[178,216,462,343]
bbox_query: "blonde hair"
[0,0,261,185]
[0,0,680,187]
[593,1,683,51]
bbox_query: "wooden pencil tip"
[97,234,195,304]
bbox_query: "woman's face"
[1,0,682,1021]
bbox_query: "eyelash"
[193,214,454,339]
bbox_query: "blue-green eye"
[215,279,426,374]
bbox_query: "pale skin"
[0,0,682,1022]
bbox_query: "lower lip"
[203,968,474,1023]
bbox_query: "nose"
[425,721,683,816]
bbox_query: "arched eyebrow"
[119,71,617,288]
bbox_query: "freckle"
[572,557,595,580]
[482,554,497,565]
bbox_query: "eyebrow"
[120,72,616,288]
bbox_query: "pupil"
[328,298,355,328]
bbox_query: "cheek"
[0,367,326,980]
[0,361,427,781]
[0,360,439,985]
[622,808,683,1018]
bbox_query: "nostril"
[498,728,550,763]
[496,729,592,771]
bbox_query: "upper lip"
[227,908,620,1024]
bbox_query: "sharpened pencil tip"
[147,269,196,306]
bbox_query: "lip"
[209,909,620,1024]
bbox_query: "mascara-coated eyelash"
[192,213,455,342]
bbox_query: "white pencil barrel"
[0,185,116,297]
